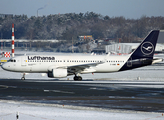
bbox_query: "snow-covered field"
[0,100,164,120]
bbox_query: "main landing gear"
[21,73,25,80]
[73,75,82,81]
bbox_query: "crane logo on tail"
[141,42,154,55]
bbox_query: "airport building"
[0,39,64,52]
[105,43,164,54]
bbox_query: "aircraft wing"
[57,61,104,74]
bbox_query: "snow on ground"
[0,100,164,120]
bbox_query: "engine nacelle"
[48,68,67,78]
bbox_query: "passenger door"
[21,56,27,66]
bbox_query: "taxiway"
[0,78,164,112]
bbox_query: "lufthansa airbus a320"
[1,30,163,81]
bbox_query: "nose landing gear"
[21,73,25,80]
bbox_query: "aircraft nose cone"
[1,63,8,70]
[1,64,5,70]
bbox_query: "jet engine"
[47,68,67,78]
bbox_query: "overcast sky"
[1,0,164,19]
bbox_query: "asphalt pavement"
[0,79,164,112]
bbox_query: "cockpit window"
[8,59,11,62]
[8,59,16,62]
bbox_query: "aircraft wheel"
[74,76,78,81]
[74,76,82,81]
[21,77,25,80]
[78,76,82,81]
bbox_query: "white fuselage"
[2,55,129,74]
